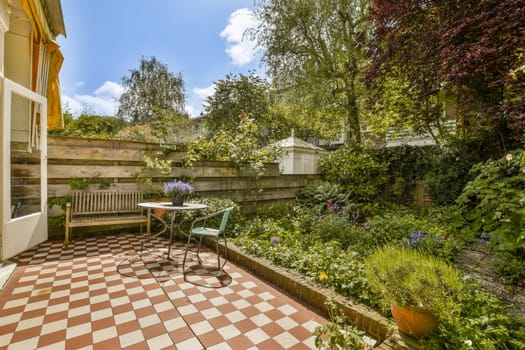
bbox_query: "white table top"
[138,202,207,210]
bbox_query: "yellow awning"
[22,0,65,130]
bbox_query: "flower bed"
[230,202,525,349]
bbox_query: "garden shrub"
[318,145,388,202]
[350,206,465,260]
[425,138,496,205]
[492,249,525,286]
[456,149,525,250]
[312,213,355,249]
[182,113,282,178]
[378,145,434,204]
[296,181,351,211]
[421,279,525,350]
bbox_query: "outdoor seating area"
[0,233,326,349]
[1,1,524,349]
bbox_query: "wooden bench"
[65,191,149,245]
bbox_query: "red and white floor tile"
[0,233,326,349]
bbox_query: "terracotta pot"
[153,198,170,217]
[390,305,438,338]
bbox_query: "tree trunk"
[345,90,361,145]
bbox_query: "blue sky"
[57,0,263,118]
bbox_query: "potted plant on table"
[364,245,463,339]
[163,179,194,206]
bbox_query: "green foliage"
[51,110,126,138]
[98,179,112,189]
[314,300,371,350]
[69,177,91,190]
[234,201,524,348]
[48,196,70,227]
[378,145,433,203]
[421,280,525,350]
[312,214,355,249]
[296,181,350,211]
[137,156,173,197]
[457,149,525,249]
[204,72,285,144]
[255,0,371,144]
[358,207,466,260]
[117,56,186,124]
[115,124,159,143]
[365,245,463,314]
[425,138,499,205]
[318,146,388,202]
[492,249,525,286]
[184,113,283,178]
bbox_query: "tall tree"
[369,0,525,142]
[117,56,186,125]
[367,1,445,142]
[204,72,283,144]
[254,0,371,145]
[438,0,525,141]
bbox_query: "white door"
[2,78,48,259]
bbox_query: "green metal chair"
[182,207,234,271]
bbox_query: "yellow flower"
[319,272,328,281]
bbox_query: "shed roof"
[276,136,327,151]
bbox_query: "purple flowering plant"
[163,179,194,198]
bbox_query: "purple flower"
[163,180,194,197]
[270,237,279,245]
[410,231,426,241]
[480,233,490,240]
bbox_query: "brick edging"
[210,239,404,346]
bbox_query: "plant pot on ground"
[364,245,463,339]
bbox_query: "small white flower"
[464,340,473,347]
[506,153,513,161]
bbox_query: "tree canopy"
[368,0,525,142]
[117,56,186,125]
[51,109,126,139]
[254,0,371,145]
[204,72,287,145]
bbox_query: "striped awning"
[22,0,66,130]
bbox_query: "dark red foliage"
[368,0,525,140]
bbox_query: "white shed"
[275,136,329,174]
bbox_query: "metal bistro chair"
[182,207,234,271]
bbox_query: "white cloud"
[186,84,216,118]
[185,104,196,117]
[220,8,259,66]
[193,85,215,100]
[62,81,123,116]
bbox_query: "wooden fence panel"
[40,136,319,212]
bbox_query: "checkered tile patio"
[0,233,327,349]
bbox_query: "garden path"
[455,242,524,317]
